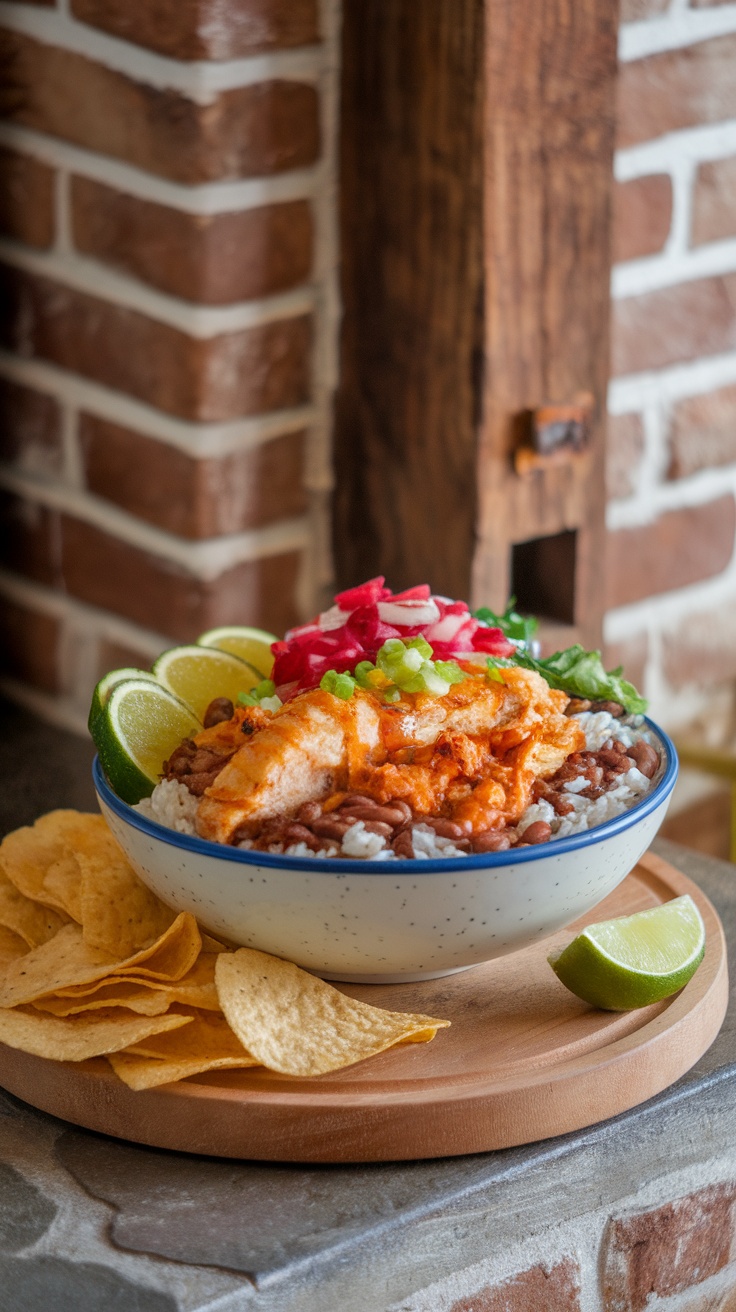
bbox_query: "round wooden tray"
[0,851,728,1162]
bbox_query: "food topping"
[270,577,514,701]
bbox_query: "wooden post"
[334,0,618,649]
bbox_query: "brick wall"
[394,1170,736,1311]
[607,0,736,730]
[0,0,339,731]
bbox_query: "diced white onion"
[425,613,468,642]
[318,605,351,631]
[377,600,440,626]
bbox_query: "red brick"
[449,1260,581,1312]
[0,146,55,248]
[662,603,736,688]
[603,1184,736,1311]
[669,384,736,478]
[612,274,736,376]
[0,31,320,184]
[613,175,672,263]
[0,594,61,692]
[605,495,736,609]
[71,0,319,59]
[79,414,307,537]
[617,36,736,149]
[692,157,736,247]
[71,178,313,304]
[619,0,668,16]
[603,632,649,695]
[606,412,645,499]
[96,639,156,680]
[0,492,302,637]
[0,492,62,589]
[0,376,63,476]
[0,265,311,422]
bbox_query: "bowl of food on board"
[90,579,677,984]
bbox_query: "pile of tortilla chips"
[0,811,448,1090]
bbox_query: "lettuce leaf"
[509,645,647,714]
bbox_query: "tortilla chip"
[0,925,27,969]
[0,913,201,1008]
[43,853,83,922]
[0,863,67,947]
[33,984,172,1018]
[108,1011,257,1089]
[72,822,175,956]
[215,949,450,1077]
[0,1006,191,1062]
[0,811,91,913]
[40,954,220,1013]
[201,934,230,953]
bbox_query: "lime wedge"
[548,895,706,1010]
[152,645,262,721]
[92,679,201,804]
[196,625,276,679]
[88,666,161,734]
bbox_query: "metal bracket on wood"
[514,392,595,475]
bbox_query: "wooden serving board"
[0,852,728,1163]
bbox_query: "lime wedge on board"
[196,626,276,679]
[548,895,706,1011]
[152,645,262,721]
[93,679,201,804]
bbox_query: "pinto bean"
[360,820,394,839]
[297,800,323,825]
[565,698,592,716]
[203,697,234,728]
[190,748,224,773]
[341,804,406,828]
[626,740,659,778]
[385,798,413,824]
[590,700,624,717]
[521,820,552,845]
[283,823,322,851]
[338,794,380,811]
[421,817,466,840]
[391,830,415,858]
[311,816,352,841]
[472,831,511,853]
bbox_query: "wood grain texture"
[334,0,618,647]
[473,0,618,647]
[0,853,727,1163]
[333,0,484,597]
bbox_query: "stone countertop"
[0,697,734,1312]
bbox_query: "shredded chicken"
[188,667,584,846]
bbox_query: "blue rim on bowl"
[93,718,678,876]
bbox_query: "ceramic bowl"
[93,721,677,983]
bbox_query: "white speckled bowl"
[93,721,677,983]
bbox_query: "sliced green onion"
[238,678,279,707]
[320,669,357,699]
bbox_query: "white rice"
[135,710,662,859]
[135,778,199,834]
